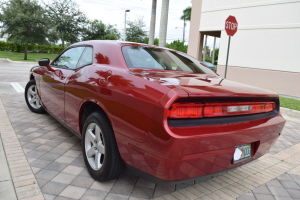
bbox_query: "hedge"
[0,41,64,54]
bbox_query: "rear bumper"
[116,114,285,181]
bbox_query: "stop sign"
[225,16,238,36]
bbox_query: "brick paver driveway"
[1,92,300,200]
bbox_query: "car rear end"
[142,86,285,182]
[120,44,286,182]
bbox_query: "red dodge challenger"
[25,40,285,183]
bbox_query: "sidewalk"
[0,132,17,200]
[0,93,300,200]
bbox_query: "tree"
[47,27,60,44]
[142,37,159,46]
[166,40,187,53]
[148,0,157,45]
[203,46,211,58]
[46,0,86,48]
[214,48,219,60]
[82,20,120,41]
[180,6,191,21]
[0,0,50,60]
[180,6,191,41]
[213,48,219,65]
[126,17,147,43]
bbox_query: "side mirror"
[38,58,50,66]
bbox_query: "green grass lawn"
[0,51,58,62]
[280,96,300,111]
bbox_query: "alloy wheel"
[85,122,105,170]
[27,85,41,109]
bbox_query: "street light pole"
[183,18,186,41]
[124,10,130,41]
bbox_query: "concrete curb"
[0,58,37,64]
[280,107,300,120]
[0,98,44,200]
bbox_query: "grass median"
[280,96,300,111]
[0,51,58,62]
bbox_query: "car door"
[64,46,94,133]
[39,46,85,122]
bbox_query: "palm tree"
[148,0,157,45]
[180,6,191,41]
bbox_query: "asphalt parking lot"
[1,58,300,200]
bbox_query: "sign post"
[224,16,238,78]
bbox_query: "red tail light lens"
[168,102,275,119]
[265,102,275,112]
[168,103,204,118]
[204,102,268,117]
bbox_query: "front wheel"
[82,111,124,181]
[24,79,45,114]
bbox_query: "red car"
[25,40,285,183]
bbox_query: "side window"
[77,47,93,68]
[52,47,85,69]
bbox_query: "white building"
[188,0,300,96]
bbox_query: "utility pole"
[124,10,130,41]
[149,0,157,45]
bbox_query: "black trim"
[177,96,279,104]
[168,96,280,127]
[125,163,245,185]
[125,164,221,185]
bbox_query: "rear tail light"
[168,102,275,119]
[168,103,203,118]
[265,102,275,112]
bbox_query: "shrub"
[205,58,212,63]
[166,40,187,53]
[0,41,64,54]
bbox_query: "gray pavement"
[0,132,17,200]
[0,59,300,200]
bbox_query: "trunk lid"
[129,69,276,97]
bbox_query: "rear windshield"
[122,46,216,75]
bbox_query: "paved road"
[1,59,300,200]
[0,59,35,93]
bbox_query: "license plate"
[228,105,252,112]
[233,144,252,163]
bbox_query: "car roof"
[70,40,175,51]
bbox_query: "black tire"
[24,79,46,114]
[82,111,124,181]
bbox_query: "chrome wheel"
[85,122,105,170]
[27,85,41,109]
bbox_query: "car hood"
[129,69,277,97]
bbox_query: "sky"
[76,0,191,43]
[42,0,219,50]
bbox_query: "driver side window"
[52,47,85,69]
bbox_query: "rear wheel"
[82,111,123,181]
[24,79,45,113]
